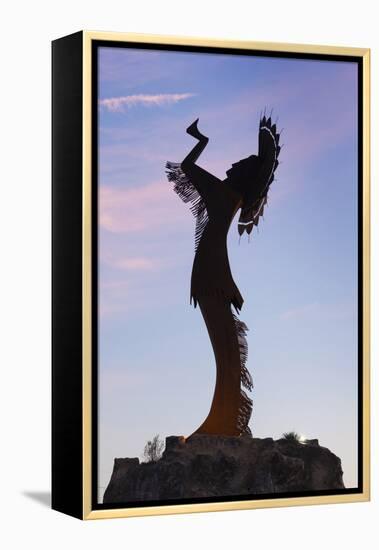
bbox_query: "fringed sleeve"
[165,161,209,252]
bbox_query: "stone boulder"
[103,435,344,503]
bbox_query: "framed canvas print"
[52,31,370,520]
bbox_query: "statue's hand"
[186,118,208,141]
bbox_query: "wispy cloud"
[99,181,189,233]
[104,256,156,271]
[99,93,196,112]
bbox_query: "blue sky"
[97,46,358,501]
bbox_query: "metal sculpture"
[166,114,281,436]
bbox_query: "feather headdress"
[237,114,281,236]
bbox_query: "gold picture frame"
[52,30,370,520]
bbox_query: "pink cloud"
[100,181,187,234]
[99,93,196,112]
[104,256,156,271]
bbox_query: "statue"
[166,114,281,437]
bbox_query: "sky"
[97,45,359,502]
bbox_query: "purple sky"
[97,46,359,501]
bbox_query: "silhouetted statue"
[166,114,281,437]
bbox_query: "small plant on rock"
[282,431,301,443]
[142,434,165,463]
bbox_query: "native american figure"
[166,115,281,437]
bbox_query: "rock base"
[103,435,344,503]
